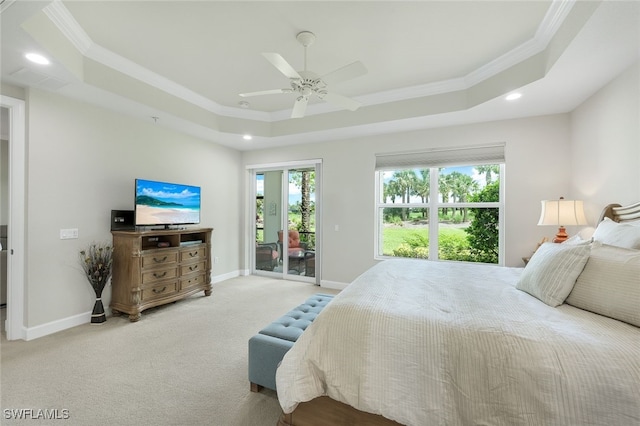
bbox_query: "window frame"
[374,163,505,265]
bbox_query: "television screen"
[135,179,201,227]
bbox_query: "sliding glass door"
[251,161,321,284]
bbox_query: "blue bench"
[248,293,334,392]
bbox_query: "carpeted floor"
[0,275,338,425]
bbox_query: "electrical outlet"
[60,228,79,239]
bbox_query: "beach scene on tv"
[135,179,201,226]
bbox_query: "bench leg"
[250,382,263,393]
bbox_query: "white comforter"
[276,259,640,426]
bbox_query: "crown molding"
[43,0,92,54]
[43,0,574,124]
[43,0,272,123]
[0,0,17,14]
[536,0,576,43]
[271,0,575,119]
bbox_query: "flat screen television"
[135,178,201,228]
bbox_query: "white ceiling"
[1,0,639,150]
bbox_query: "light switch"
[60,228,79,239]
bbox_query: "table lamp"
[538,197,588,243]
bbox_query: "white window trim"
[374,164,505,265]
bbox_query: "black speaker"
[110,210,134,231]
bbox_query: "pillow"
[516,242,591,307]
[563,234,589,245]
[592,217,640,249]
[566,242,640,327]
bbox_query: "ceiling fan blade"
[321,92,362,111]
[321,61,367,85]
[239,88,292,97]
[291,96,309,118]
[262,53,302,80]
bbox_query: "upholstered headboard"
[598,202,640,224]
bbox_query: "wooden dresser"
[110,228,213,322]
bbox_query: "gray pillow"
[516,242,591,307]
[566,242,640,327]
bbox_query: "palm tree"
[391,170,417,220]
[448,171,479,221]
[300,171,310,233]
[439,171,453,215]
[414,169,430,218]
[475,165,500,185]
[290,169,315,241]
[384,179,400,203]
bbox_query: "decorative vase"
[80,242,113,325]
[91,282,107,324]
[91,296,107,324]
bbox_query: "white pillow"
[516,242,591,307]
[566,242,640,327]
[563,234,588,245]
[592,217,640,249]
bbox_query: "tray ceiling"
[1,0,638,149]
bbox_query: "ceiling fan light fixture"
[238,30,367,118]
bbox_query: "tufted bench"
[248,293,334,392]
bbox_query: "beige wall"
[3,58,638,336]
[24,89,242,327]
[243,114,573,284]
[243,60,639,285]
[570,61,640,224]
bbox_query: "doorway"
[250,160,321,284]
[1,96,26,341]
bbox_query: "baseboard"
[25,311,91,341]
[21,272,241,340]
[20,272,343,340]
[211,270,241,284]
[320,280,348,290]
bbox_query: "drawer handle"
[189,265,198,271]
[189,251,198,257]
[153,271,168,278]
[152,286,167,294]
[153,256,168,263]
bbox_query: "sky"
[255,174,313,205]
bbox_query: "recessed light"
[25,53,50,65]
[243,134,253,141]
[505,93,522,101]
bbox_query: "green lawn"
[382,226,467,256]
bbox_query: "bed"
[275,202,640,426]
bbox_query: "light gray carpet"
[0,276,338,425]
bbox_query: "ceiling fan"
[239,31,367,118]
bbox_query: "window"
[375,145,505,264]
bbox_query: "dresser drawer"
[141,267,178,284]
[141,251,178,269]
[180,273,206,291]
[181,261,206,276]
[140,281,179,302]
[180,246,206,263]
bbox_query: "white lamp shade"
[538,199,588,226]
